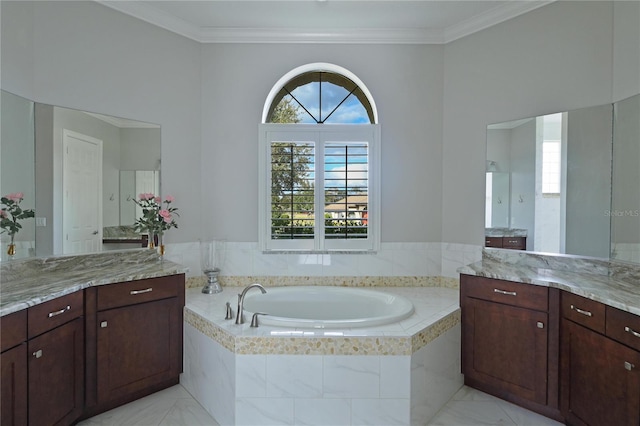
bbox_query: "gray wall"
[1,1,202,244]
[2,1,639,254]
[441,1,631,246]
[200,43,444,242]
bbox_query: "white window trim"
[259,123,380,253]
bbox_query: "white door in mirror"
[63,129,103,254]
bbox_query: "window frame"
[259,123,380,253]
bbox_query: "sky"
[288,81,370,124]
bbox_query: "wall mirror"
[611,94,640,264]
[1,89,161,260]
[35,104,161,256]
[1,91,36,259]
[486,94,640,263]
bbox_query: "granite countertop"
[0,249,187,317]
[485,228,528,237]
[459,249,640,317]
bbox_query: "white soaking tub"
[239,286,415,328]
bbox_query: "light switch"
[36,217,47,227]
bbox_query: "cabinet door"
[1,344,27,426]
[28,318,84,426]
[463,297,548,404]
[561,320,640,426]
[97,298,180,404]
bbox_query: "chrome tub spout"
[235,283,267,324]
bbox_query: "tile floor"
[77,383,564,425]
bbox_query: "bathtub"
[239,286,415,328]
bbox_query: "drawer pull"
[48,305,70,318]
[494,289,517,296]
[625,326,640,339]
[130,288,153,295]
[570,305,592,317]
[33,349,43,359]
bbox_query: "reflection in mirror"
[486,103,612,257]
[1,91,36,260]
[611,94,640,264]
[33,104,160,256]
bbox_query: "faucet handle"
[225,302,234,320]
[250,312,268,328]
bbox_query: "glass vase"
[147,230,156,249]
[7,234,16,257]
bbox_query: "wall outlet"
[36,217,47,227]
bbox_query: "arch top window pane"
[267,71,374,124]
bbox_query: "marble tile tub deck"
[182,286,463,426]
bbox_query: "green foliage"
[271,97,301,124]
[1,194,35,237]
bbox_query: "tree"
[269,97,315,238]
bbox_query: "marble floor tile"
[78,384,562,426]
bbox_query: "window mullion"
[315,135,325,250]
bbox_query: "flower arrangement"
[1,192,35,255]
[132,193,178,249]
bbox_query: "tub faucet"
[235,283,267,324]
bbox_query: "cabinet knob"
[33,349,43,359]
[537,322,544,329]
[101,321,108,328]
[625,361,635,371]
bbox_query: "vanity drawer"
[561,292,605,334]
[1,309,27,352]
[97,275,179,311]
[485,237,503,248]
[606,306,640,352]
[28,291,84,339]
[502,237,526,250]
[461,276,548,311]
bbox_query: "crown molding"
[97,1,555,45]
[83,112,159,128]
[443,1,556,43]
[199,27,445,44]
[97,1,201,41]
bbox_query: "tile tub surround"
[458,248,640,316]
[0,249,187,316]
[182,286,463,426]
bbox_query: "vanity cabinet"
[1,291,84,426]
[484,236,527,250]
[84,274,185,416]
[1,310,27,426]
[560,292,640,426]
[460,275,561,419]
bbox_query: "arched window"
[262,63,378,124]
[259,64,380,252]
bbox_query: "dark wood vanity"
[461,274,640,425]
[484,236,527,250]
[0,273,185,426]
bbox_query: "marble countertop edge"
[458,261,640,317]
[0,258,187,317]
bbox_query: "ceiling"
[98,0,553,44]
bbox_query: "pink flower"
[0,209,6,218]
[165,195,175,203]
[139,193,155,200]
[6,193,24,202]
[159,209,172,223]
[154,196,162,204]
